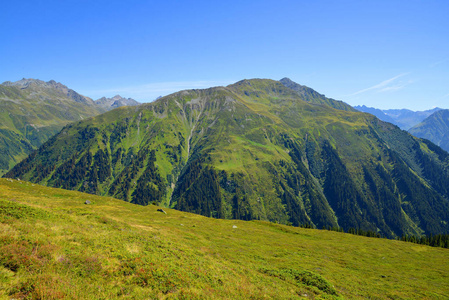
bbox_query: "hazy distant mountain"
[95,95,140,110]
[409,109,449,152]
[355,105,442,130]
[7,78,449,238]
[353,105,396,124]
[383,108,443,130]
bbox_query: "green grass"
[1,178,448,299]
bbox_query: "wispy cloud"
[83,80,234,101]
[430,59,448,68]
[346,73,411,97]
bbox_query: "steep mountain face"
[280,78,356,111]
[6,79,449,238]
[95,95,140,110]
[409,109,449,152]
[355,105,442,130]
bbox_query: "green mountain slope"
[409,109,449,152]
[1,178,448,299]
[5,79,449,238]
[280,77,356,111]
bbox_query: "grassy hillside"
[279,77,356,111]
[6,79,449,238]
[1,178,448,299]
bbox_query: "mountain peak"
[112,95,124,100]
[279,77,297,86]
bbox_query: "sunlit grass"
[1,178,448,299]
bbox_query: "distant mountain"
[0,78,137,175]
[353,105,396,124]
[355,105,442,130]
[6,78,449,238]
[95,95,140,110]
[280,78,356,111]
[409,109,449,152]
[383,108,443,130]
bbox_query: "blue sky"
[1,0,448,110]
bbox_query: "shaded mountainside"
[409,109,449,152]
[0,79,139,176]
[6,78,449,238]
[355,105,442,130]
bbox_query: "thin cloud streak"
[378,80,414,93]
[430,59,448,68]
[345,73,410,97]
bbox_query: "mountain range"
[354,105,442,130]
[95,94,140,110]
[355,105,449,153]
[409,109,449,152]
[5,78,449,238]
[0,79,139,175]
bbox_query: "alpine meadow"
[1,177,449,299]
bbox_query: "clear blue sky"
[1,0,448,110]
